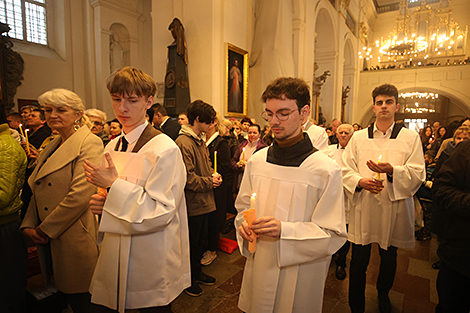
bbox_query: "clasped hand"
[23,226,49,244]
[212,172,223,188]
[238,216,282,241]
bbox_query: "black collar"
[267,133,317,167]
[368,122,403,139]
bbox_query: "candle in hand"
[18,124,25,137]
[243,192,257,252]
[214,151,218,173]
[250,193,256,209]
[242,147,246,162]
[25,129,30,154]
[377,155,382,180]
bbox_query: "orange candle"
[242,147,246,162]
[243,193,257,252]
[214,151,217,173]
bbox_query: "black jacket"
[432,140,470,278]
[161,117,181,141]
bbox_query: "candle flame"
[251,193,256,198]
[378,155,382,162]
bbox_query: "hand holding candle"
[243,193,257,252]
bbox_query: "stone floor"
[173,230,440,313]
[28,231,441,313]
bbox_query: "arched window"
[0,0,47,45]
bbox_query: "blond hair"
[106,66,157,98]
[453,126,470,140]
[38,88,88,127]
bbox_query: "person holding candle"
[20,88,103,313]
[175,100,222,297]
[202,112,232,266]
[236,77,347,313]
[230,124,267,193]
[341,83,425,313]
[84,67,190,312]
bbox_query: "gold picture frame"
[226,43,249,117]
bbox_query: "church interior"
[2,0,469,312]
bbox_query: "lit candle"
[214,151,218,173]
[25,129,30,154]
[242,147,246,162]
[18,123,25,137]
[377,155,382,180]
[243,192,257,252]
[250,193,256,209]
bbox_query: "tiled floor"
[170,231,440,313]
[29,231,441,312]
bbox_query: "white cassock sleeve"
[306,125,329,152]
[278,163,346,267]
[386,134,425,201]
[341,135,363,205]
[100,144,187,235]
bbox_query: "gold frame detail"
[226,43,249,117]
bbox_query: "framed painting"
[226,43,249,117]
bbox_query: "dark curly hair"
[261,77,310,110]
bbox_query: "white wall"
[151,0,252,117]
[12,0,152,121]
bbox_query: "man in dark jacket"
[432,139,470,312]
[175,100,222,297]
[152,103,181,140]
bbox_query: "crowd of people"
[1,67,469,313]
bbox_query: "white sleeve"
[278,164,347,267]
[306,125,329,152]
[234,158,254,258]
[99,145,187,235]
[387,133,426,201]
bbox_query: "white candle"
[250,193,256,209]
[377,155,382,180]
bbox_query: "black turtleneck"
[267,133,317,167]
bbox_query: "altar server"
[342,83,425,313]
[236,77,347,313]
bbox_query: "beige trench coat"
[21,126,103,293]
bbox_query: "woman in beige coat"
[21,88,103,313]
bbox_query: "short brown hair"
[261,77,310,110]
[106,67,157,99]
[372,84,398,104]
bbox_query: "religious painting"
[226,43,249,117]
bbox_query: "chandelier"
[363,0,468,64]
[400,92,439,114]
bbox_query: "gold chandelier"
[369,0,468,64]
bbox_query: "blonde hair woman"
[21,88,103,313]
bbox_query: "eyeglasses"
[92,121,103,126]
[261,109,299,122]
